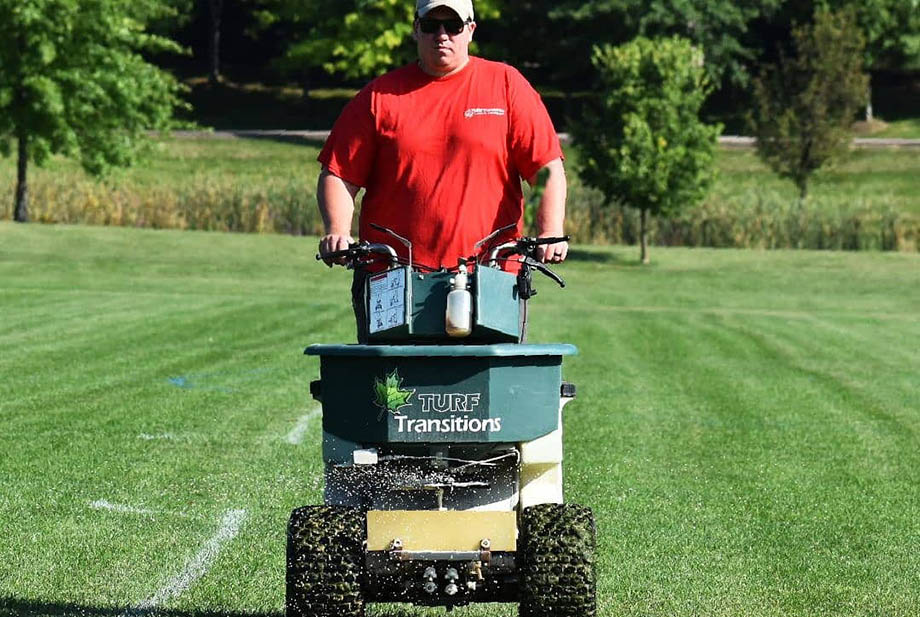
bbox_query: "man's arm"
[527,157,568,263]
[317,167,360,265]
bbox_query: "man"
[317,0,567,340]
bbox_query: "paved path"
[717,135,920,148]
[169,130,920,148]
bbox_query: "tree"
[207,0,224,85]
[572,36,721,264]
[749,8,868,199]
[0,0,186,223]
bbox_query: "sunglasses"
[418,17,470,35]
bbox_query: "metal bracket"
[560,381,576,398]
[390,549,494,562]
[309,379,322,402]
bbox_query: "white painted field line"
[138,432,176,441]
[90,500,157,516]
[124,509,247,615]
[286,405,321,445]
[89,499,195,520]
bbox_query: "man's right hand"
[319,234,354,266]
[317,167,360,267]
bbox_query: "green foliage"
[749,8,869,199]
[572,36,721,261]
[0,0,186,220]
[0,0,185,172]
[253,0,502,81]
[536,0,782,89]
[843,0,920,70]
[630,0,784,88]
[778,0,920,71]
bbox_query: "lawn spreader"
[288,225,595,616]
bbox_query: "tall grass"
[17,175,322,236]
[2,137,917,251]
[563,184,918,252]
[557,147,919,252]
[0,137,324,235]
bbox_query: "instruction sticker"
[369,270,406,334]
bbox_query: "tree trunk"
[640,207,650,265]
[300,75,313,107]
[208,0,223,86]
[865,79,873,123]
[13,134,28,223]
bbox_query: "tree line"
[165,1,919,103]
[3,0,919,255]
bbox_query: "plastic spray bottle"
[445,260,472,338]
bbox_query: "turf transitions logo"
[371,370,502,435]
[373,369,415,419]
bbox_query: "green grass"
[2,223,919,616]
[868,117,920,139]
[90,136,324,187]
[711,148,920,215]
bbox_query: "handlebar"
[316,242,399,268]
[486,235,570,266]
[317,234,568,291]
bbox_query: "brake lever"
[521,256,566,288]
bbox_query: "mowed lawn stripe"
[563,310,918,615]
[1,225,330,609]
[0,300,305,413]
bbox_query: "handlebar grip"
[316,247,358,261]
[530,236,570,246]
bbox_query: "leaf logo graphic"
[373,369,414,419]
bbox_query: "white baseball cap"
[416,0,475,23]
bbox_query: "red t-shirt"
[318,56,562,271]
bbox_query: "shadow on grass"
[0,598,512,617]
[0,598,280,617]
[564,248,624,264]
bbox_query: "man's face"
[414,5,476,76]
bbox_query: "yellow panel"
[366,510,517,552]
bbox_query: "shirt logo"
[464,107,506,119]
